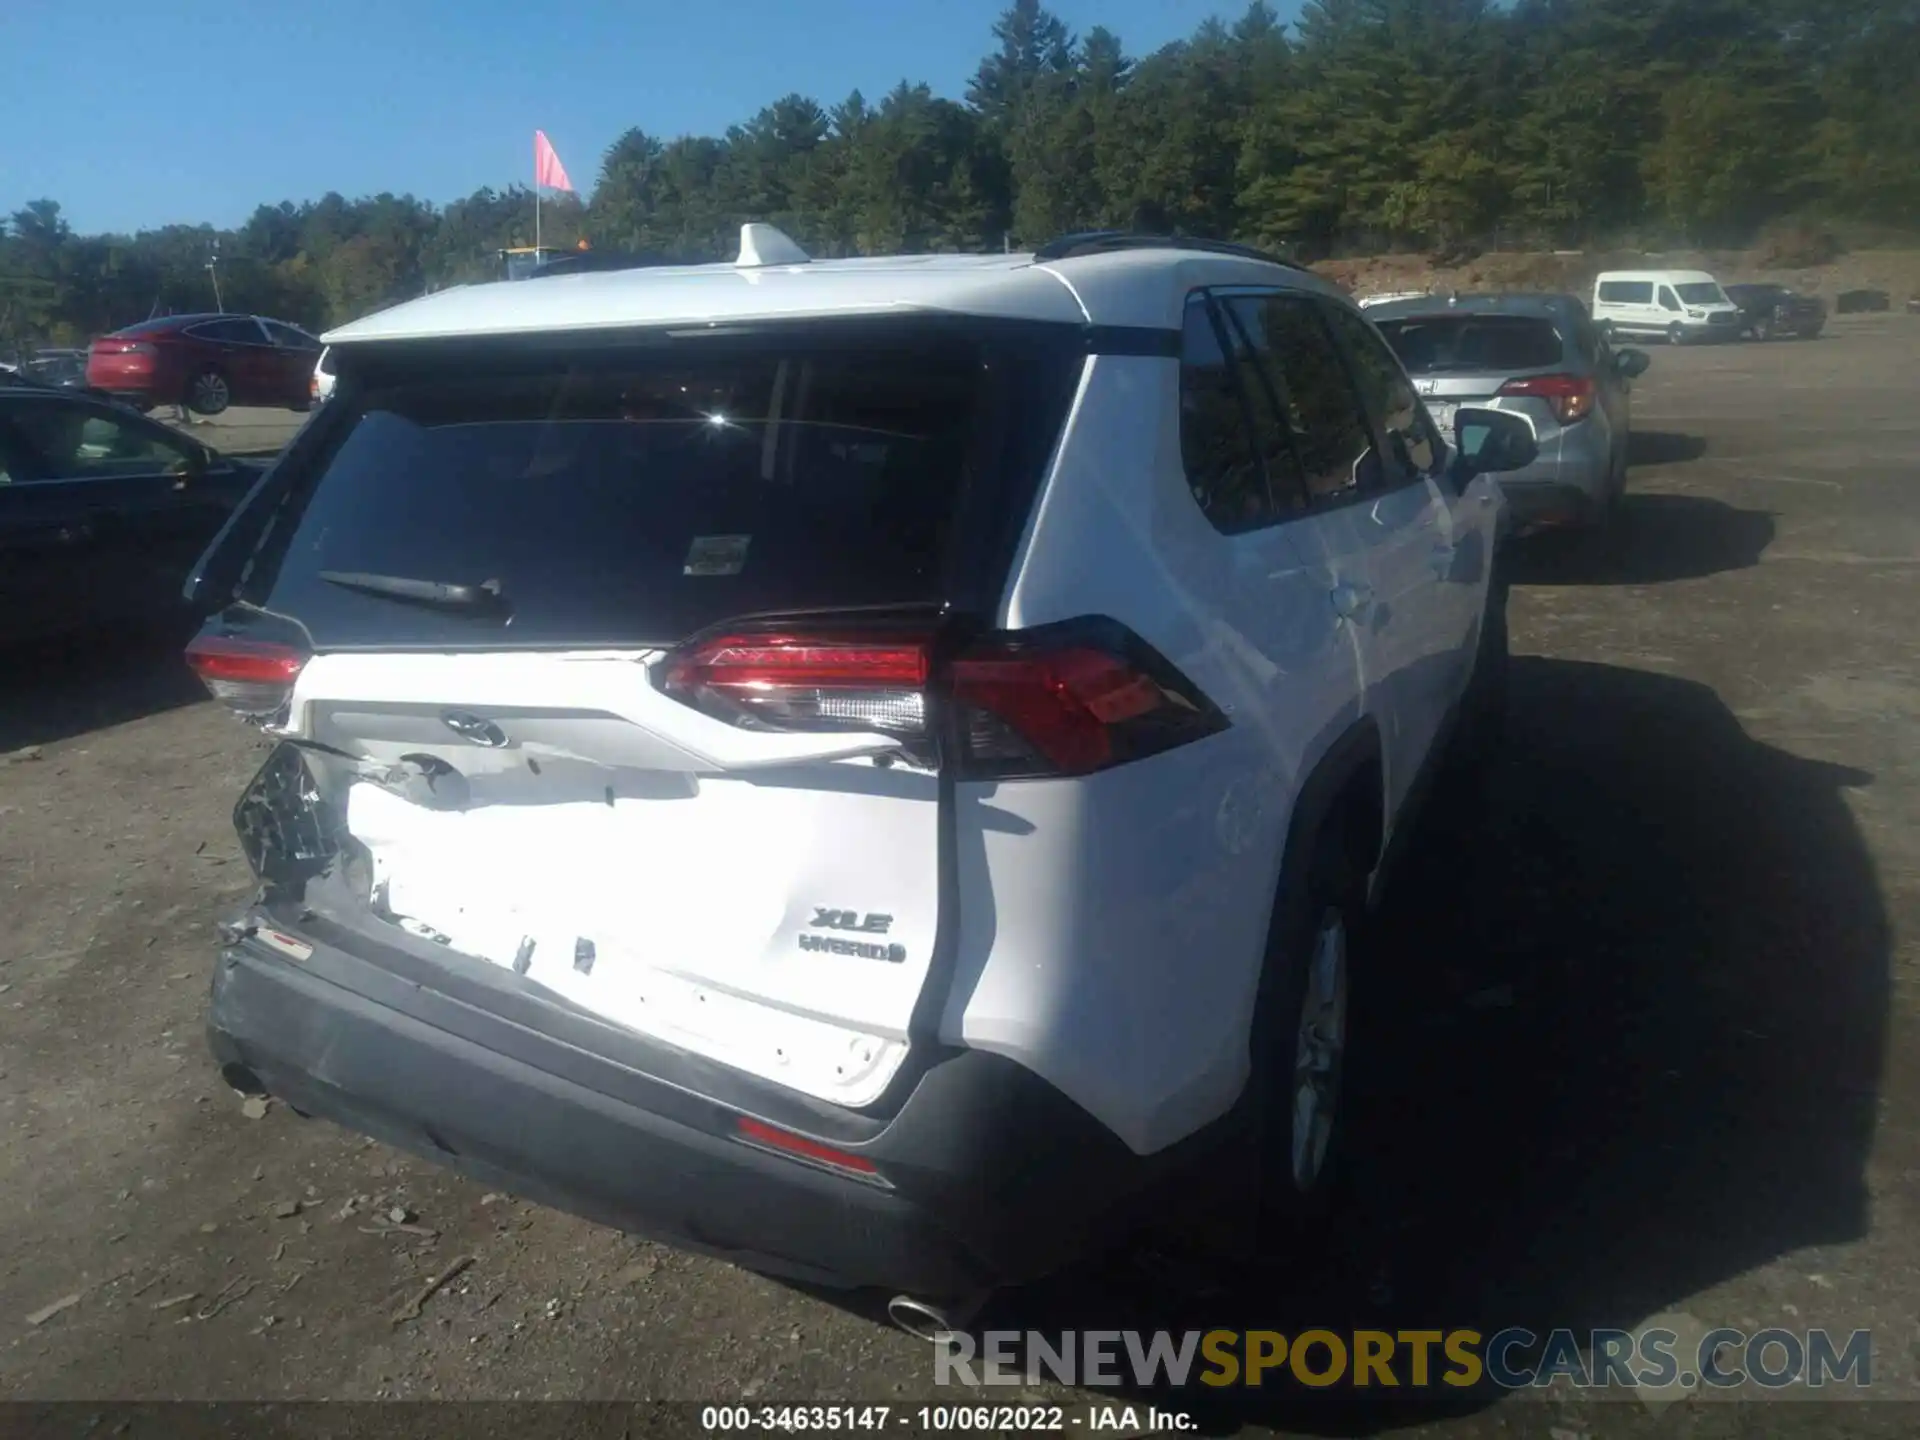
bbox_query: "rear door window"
[1318,302,1440,483]
[0,397,198,481]
[1598,281,1654,305]
[238,325,1078,648]
[190,318,268,346]
[1234,294,1379,505]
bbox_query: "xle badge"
[800,908,906,963]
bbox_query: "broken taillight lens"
[234,743,339,886]
[656,619,1228,779]
[186,634,308,719]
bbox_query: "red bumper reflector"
[735,1117,880,1178]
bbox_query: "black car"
[23,348,92,387]
[1723,283,1827,340]
[1836,288,1891,314]
[0,387,265,647]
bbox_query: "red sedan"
[86,313,322,416]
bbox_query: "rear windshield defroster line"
[237,319,1089,650]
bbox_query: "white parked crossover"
[183,226,1533,1322]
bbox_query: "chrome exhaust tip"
[886,1292,987,1342]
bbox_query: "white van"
[1592,270,1744,344]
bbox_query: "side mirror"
[1614,348,1651,380]
[1452,407,1538,481]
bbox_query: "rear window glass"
[1373,316,1564,374]
[239,327,1076,647]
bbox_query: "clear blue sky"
[1,0,1281,236]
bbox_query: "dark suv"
[1724,284,1827,340]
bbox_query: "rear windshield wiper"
[318,570,509,612]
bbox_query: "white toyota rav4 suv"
[185,227,1532,1325]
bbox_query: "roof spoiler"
[735,223,810,268]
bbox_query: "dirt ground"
[4,318,1920,1436]
[161,405,309,458]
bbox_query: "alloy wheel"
[1290,909,1349,1193]
[190,370,230,415]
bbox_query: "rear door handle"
[1329,582,1371,619]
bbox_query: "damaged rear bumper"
[206,905,1200,1296]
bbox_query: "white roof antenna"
[736,223,811,268]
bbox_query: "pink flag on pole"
[534,131,574,192]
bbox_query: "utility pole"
[206,238,224,312]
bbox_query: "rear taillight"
[1496,372,1594,425]
[186,634,308,718]
[659,634,932,736]
[950,640,1209,775]
[95,341,157,358]
[657,619,1228,779]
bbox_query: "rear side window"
[238,324,1080,648]
[1597,281,1653,304]
[262,321,318,350]
[1374,316,1565,374]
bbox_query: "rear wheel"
[1249,813,1368,1237]
[1666,322,1686,346]
[1752,317,1773,342]
[187,366,231,417]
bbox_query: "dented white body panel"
[282,652,937,1108]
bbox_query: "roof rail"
[529,249,688,278]
[1032,231,1307,271]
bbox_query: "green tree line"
[5,0,1916,347]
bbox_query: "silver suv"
[1366,293,1651,540]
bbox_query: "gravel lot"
[4,320,1919,1435]
[160,405,309,457]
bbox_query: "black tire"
[1751,317,1772,341]
[1247,811,1368,1238]
[186,366,231,417]
[1598,320,1616,343]
[1666,322,1686,346]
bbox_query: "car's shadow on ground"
[1627,431,1708,468]
[0,626,207,753]
[1508,492,1776,586]
[859,656,1885,1435]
